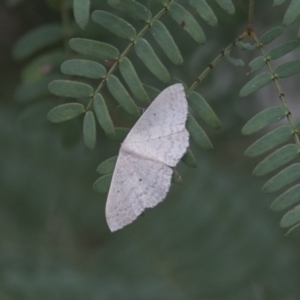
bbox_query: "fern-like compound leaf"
[61,59,106,79]
[97,156,118,175]
[268,40,300,59]
[168,3,206,44]
[215,0,235,14]
[187,91,221,129]
[92,10,136,40]
[181,148,197,168]
[93,93,115,136]
[285,222,300,236]
[69,38,119,60]
[263,162,300,193]
[83,111,96,150]
[239,72,273,97]
[107,75,140,117]
[248,56,265,73]
[271,184,300,211]
[283,0,300,26]
[259,26,283,45]
[107,0,152,22]
[150,20,183,65]
[253,144,299,177]
[187,113,213,150]
[119,57,150,104]
[134,38,170,82]
[49,80,93,98]
[93,174,113,194]
[244,125,292,157]
[188,0,218,27]
[275,60,300,78]
[73,0,90,30]
[242,106,286,135]
[224,51,245,67]
[47,103,85,123]
[280,203,300,227]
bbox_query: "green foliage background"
[1,0,300,299]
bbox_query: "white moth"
[106,83,189,231]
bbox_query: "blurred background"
[1,0,300,299]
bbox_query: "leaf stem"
[86,0,179,111]
[250,32,300,147]
[188,30,249,94]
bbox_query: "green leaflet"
[107,75,140,117]
[268,40,300,59]
[47,103,85,123]
[69,38,119,60]
[168,3,206,44]
[61,59,106,79]
[188,0,217,27]
[92,10,136,40]
[244,125,292,157]
[187,113,213,150]
[280,204,300,228]
[275,60,300,78]
[241,106,286,135]
[93,93,115,136]
[15,73,62,103]
[239,72,273,97]
[283,0,300,26]
[224,52,245,67]
[135,38,170,83]
[181,148,197,168]
[286,223,300,236]
[12,23,63,60]
[236,42,256,50]
[248,56,265,73]
[259,27,283,45]
[73,0,90,29]
[21,49,66,83]
[97,156,118,174]
[83,111,96,150]
[172,170,183,184]
[263,162,300,193]
[143,84,160,101]
[150,20,183,65]
[93,174,113,194]
[215,0,235,14]
[108,127,130,141]
[253,144,299,177]
[119,57,150,104]
[187,91,221,129]
[107,0,152,22]
[49,80,93,98]
[271,184,300,211]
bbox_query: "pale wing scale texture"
[124,83,188,142]
[106,152,173,232]
[105,83,189,232]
